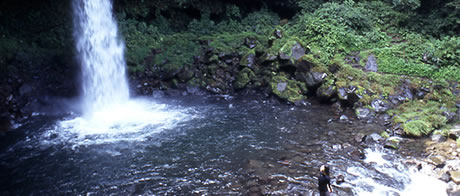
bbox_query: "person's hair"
[321,165,330,176]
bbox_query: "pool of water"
[0,94,448,195]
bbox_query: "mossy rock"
[279,40,306,65]
[234,68,255,89]
[391,100,449,137]
[240,49,256,67]
[316,82,337,101]
[270,75,307,103]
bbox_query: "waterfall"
[73,0,129,116]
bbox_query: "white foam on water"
[62,0,200,147]
[346,148,447,196]
[43,99,198,146]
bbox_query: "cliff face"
[0,0,77,130]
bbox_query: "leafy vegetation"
[389,100,449,136]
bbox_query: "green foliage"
[118,16,162,69]
[153,34,201,76]
[391,100,448,137]
[234,67,255,89]
[388,0,421,11]
[270,75,307,103]
[370,33,460,81]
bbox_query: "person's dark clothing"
[318,173,331,194]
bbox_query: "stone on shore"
[432,134,447,143]
[450,125,460,139]
[384,137,402,150]
[450,171,460,184]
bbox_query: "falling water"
[67,0,194,142]
[73,0,129,116]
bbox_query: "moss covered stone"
[234,68,255,89]
[390,100,449,137]
[270,75,307,103]
[240,49,256,67]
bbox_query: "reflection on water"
[0,95,448,195]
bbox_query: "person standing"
[318,165,333,196]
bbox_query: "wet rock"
[279,41,305,61]
[339,115,349,122]
[240,50,256,68]
[427,155,446,167]
[262,52,277,62]
[450,171,460,184]
[349,148,365,159]
[431,134,447,143]
[356,107,374,120]
[177,67,194,83]
[402,87,414,100]
[304,72,327,88]
[336,174,345,184]
[384,137,402,150]
[206,85,222,94]
[316,83,337,102]
[449,125,460,139]
[294,100,311,107]
[277,82,287,92]
[365,54,378,72]
[443,111,458,123]
[389,94,406,105]
[338,88,348,100]
[371,99,390,113]
[270,76,306,103]
[338,86,364,105]
[366,133,384,144]
[331,102,343,116]
[244,37,257,49]
[440,171,451,182]
[415,87,430,99]
[354,133,367,143]
[386,191,401,196]
[234,68,254,89]
[378,114,392,126]
[274,29,283,39]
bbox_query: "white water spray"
[73,0,129,117]
[57,0,197,144]
[345,147,448,196]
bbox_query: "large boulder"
[384,137,402,150]
[234,68,255,89]
[365,54,378,72]
[304,72,327,89]
[240,50,256,68]
[270,75,307,103]
[365,133,384,144]
[338,86,366,105]
[451,171,460,184]
[355,107,375,121]
[449,125,460,139]
[431,134,447,143]
[279,40,305,62]
[371,99,391,113]
[316,83,337,102]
